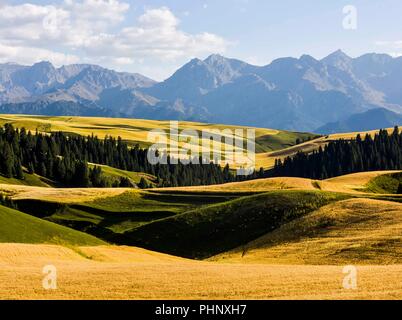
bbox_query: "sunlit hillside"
[211,198,402,265]
[0,114,317,169]
[158,171,402,194]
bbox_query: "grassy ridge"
[124,190,349,259]
[0,114,317,152]
[88,163,156,186]
[0,172,51,187]
[0,205,104,245]
[10,188,348,258]
[12,190,236,240]
[212,198,402,265]
[365,172,402,194]
[6,171,401,259]
[255,131,319,153]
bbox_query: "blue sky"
[1,0,401,80]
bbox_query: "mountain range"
[1,50,402,133]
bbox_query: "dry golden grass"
[161,177,317,193]
[0,243,400,300]
[2,170,399,200]
[211,198,402,265]
[250,137,327,169]
[1,169,401,300]
[320,171,402,194]
[0,184,130,203]
[0,114,278,142]
[158,170,402,195]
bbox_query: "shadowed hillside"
[211,198,402,265]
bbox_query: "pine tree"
[74,161,90,187]
[138,177,149,189]
[15,160,24,180]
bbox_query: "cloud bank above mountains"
[1,0,402,81]
[0,1,228,80]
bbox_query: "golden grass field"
[1,243,401,300]
[0,114,400,300]
[1,171,399,202]
[0,114,277,145]
[0,171,400,300]
[0,184,130,203]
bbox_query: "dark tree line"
[0,124,264,188]
[272,127,402,180]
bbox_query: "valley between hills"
[0,115,401,300]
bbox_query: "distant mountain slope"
[316,108,402,134]
[0,100,110,117]
[2,51,402,131]
[145,51,402,130]
[147,54,258,101]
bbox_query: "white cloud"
[375,40,402,47]
[138,6,178,29]
[389,52,402,58]
[0,1,229,79]
[0,43,79,65]
[64,0,129,23]
[81,7,228,61]
[374,40,402,59]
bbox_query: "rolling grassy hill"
[157,170,402,194]
[10,189,237,243]
[0,114,317,169]
[2,170,401,259]
[365,172,402,194]
[0,164,155,189]
[0,172,52,188]
[211,198,402,265]
[122,190,349,258]
[88,163,156,186]
[0,205,104,245]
